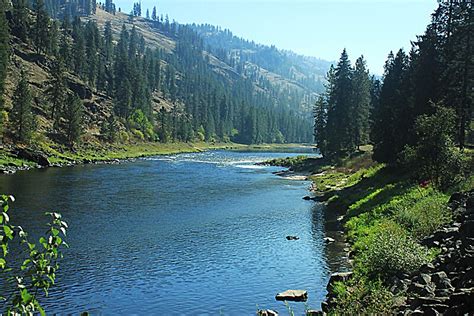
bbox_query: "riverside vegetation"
[266,0,473,313]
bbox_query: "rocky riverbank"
[322,190,474,315]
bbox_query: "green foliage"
[100,115,118,143]
[316,51,374,160]
[63,93,84,147]
[393,190,450,239]
[128,109,155,141]
[401,105,467,189]
[10,71,36,144]
[357,220,431,278]
[33,0,50,54]
[328,278,395,315]
[0,195,68,315]
[0,0,8,109]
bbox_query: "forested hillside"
[191,24,331,113]
[0,0,320,161]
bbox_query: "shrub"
[400,104,467,189]
[329,277,395,315]
[357,220,431,278]
[393,191,450,239]
[0,195,68,314]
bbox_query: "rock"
[418,274,432,286]
[324,237,335,243]
[303,196,312,200]
[448,192,467,207]
[305,310,323,316]
[16,148,50,167]
[257,309,278,316]
[328,271,353,285]
[321,301,329,313]
[275,289,308,301]
[286,236,299,240]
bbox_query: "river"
[0,150,348,315]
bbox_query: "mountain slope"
[0,2,329,159]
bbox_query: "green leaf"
[0,258,5,269]
[21,289,33,304]
[3,225,13,239]
[51,228,59,236]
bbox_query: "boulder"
[303,196,312,200]
[286,236,299,241]
[275,289,308,302]
[16,148,50,167]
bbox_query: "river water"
[0,150,347,315]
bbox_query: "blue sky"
[114,0,439,75]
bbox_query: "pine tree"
[33,0,50,54]
[0,0,9,108]
[63,93,83,147]
[146,8,150,20]
[10,71,35,143]
[313,95,327,155]
[152,6,157,21]
[372,50,410,163]
[11,0,29,41]
[351,55,372,149]
[46,59,66,128]
[325,49,354,158]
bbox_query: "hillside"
[0,1,332,168]
[191,24,332,113]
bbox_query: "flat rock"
[275,289,308,301]
[257,309,278,316]
[324,237,335,243]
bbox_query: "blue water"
[0,150,347,315]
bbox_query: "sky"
[114,0,439,75]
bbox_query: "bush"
[128,109,155,141]
[393,190,450,239]
[357,221,431,278]
[329,277,395,315]
[400,104,467,189]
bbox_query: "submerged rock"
[286,235,300,240]
[275,289,308,301]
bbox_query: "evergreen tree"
[351,55,371,149]
[100,114,117,142]
[325,49,354,158]
[313,95,327,155]
[372,50,410,163]
[63,93,83,146]
[33,0,50,53]
[152,6,157,21]
[11,0,29,41]
[0,0,9,108]
[46,59,66,128]
[10,71,35,143]
[146,8,149,20]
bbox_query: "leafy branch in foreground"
[0,195,68,315]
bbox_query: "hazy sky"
[114,0,439,75]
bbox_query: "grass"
[268,146,473,314]
[2,141,308,169]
